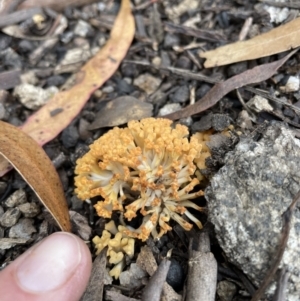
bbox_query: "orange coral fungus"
[75,118,207,241]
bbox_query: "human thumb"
[0,232,92,301]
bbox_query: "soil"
[0,1,300,300]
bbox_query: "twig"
[186,230,217,301]
[80,248,107,301]
[0,7,42,27]
[272,268,289,301]
[239,17,253,41]
[142,259,171,301]
[250,190,300,301]
[123,60,219,84]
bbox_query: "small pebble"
[74,20,94,38]
[119,263,148,288]
[18,202,40,218]
[211,114,231,131]
[70,195,84,210]
[0,208,21,228]
[5,189,27,208]
[170,85,189,103]
[61,125,80,148]
[9,218,37,239]
[164,33,180,48]
[158,103,181,116]
[13,83,59,110]
[133,73,162,95]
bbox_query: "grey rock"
[5,189,27,208]
[69,211,91,241]
[0,208,21,227]
[0,206,4,217]
[9,218,36,239]
[211,114,231,131]
[74,20,94,38]
[205,123,300,301]
[18,202,40,218]
[13,83,59,110]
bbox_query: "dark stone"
[0,34,12,51]
[192,113,213,132]
[283,107,295,119]
[175,55,192,70]
[61,125,79,148]
[170,85,189,103]
[211,114,231,131]
[18,40,35,53]
[46,75,66,87]
[166,259,184,291]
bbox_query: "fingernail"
[15,233,81,293]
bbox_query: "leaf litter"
[164,48,299,120]
[200,17,300,68]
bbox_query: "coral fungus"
[75,118,208,241]
[93,221,135,279]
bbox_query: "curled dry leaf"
[0,0,135,176]
[0,121,71,232]
[200,18,300,68]
[165,49,298,120]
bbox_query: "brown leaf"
[0,0,135,176]
[0,121,71,232]
[165,49,298,120]
[200,18,300,68]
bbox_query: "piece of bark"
[105,291,140,301]
[0,7,42,28]
[18,0,98,11]
[80,248,107,301]
[186,231,217,301]
[136,246,182,301]
[142,259,171,301]
[0,0,26,15]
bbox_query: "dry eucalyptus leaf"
[88,96,153,130]
[0,121,71,232]
[165,49,298,120]
[200,17,300,68]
